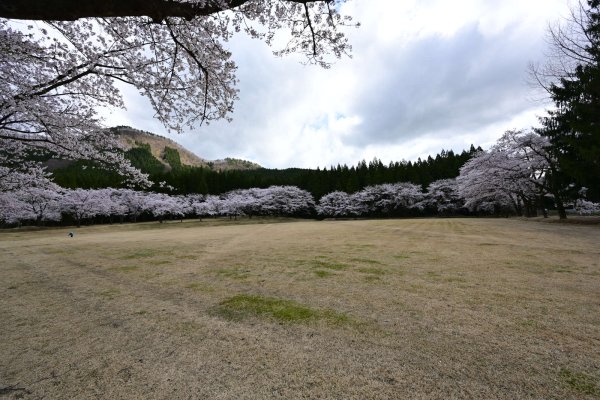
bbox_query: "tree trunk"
[523,199,537,218]
[538,195,549,218]
[556,199,567,220]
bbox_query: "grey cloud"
[176,37,312,163]
[112,2,559,168]
[344,22,545,147]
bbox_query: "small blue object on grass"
[68,232,74,237]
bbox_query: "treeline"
[52,145,481,199]
[9,129,595,230]
[3,180,597,228]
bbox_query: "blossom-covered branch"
[0,0,356,189]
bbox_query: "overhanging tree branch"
[1,0,352,190]
[0,0,332,22]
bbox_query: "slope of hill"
[109,126,261,171]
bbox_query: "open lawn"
[1,218,599,399]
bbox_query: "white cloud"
[100,0,570,168]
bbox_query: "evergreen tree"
[537,0,600,203]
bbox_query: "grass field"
[1,218,599,399]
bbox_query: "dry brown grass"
[1,218,599,399]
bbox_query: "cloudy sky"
[104,0,571,169]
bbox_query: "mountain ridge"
[109,126,261,172]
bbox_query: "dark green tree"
[535,0,600,205]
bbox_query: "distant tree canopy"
[162,147,183,170]
[50,144,481,199]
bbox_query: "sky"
[102,0,572,169]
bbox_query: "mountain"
[109,126,261,172]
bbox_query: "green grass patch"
[174,321,202,335]
[510,262,576,275]
[215,294,350,325]
[351,258,383,265]
[110,265,140,273]
[406,283,426,292]
[214,267,250,280]
[97,288,120,299]
[313,270,333,278]
[120,249,165,260]
[549,265,572,273]
[517,319,542,330]
[393,253,411,260]
[357,267,386,275]
[443,276,467,283]
[312,260,349,270]
[352,244,376,249]
[560,368,600,396]
[185,282,215,292]
[147,259,171,266]
[424,271,466,283]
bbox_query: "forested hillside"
[111,126,261,172]
[51,142,481,199]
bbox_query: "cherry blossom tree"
[574,199,600,215]
[0,191,33,225]
[182,186,316,219]
[193,194,221,219]
[317,191,353,217]
[97,188,129,223]
[60,188,110,227]
[458,151,524,215]
[351,183,424,217]
[12,186,63,225]
[257,186,316,217]
[113,189,149,222]
[1,1,355,189]
[177,194,201,219]
[146,192,185,223]
[317,184,425,218]
[234,188,265,218]
[457,130,555,217]
[424,179,463,215]
[0,159,55,193]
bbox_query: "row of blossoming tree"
[0,182,444,226]
[0,185,317,227]
[1,129,598,227]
